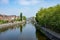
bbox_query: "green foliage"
[22,16,26,20]
[14,13,26,21]
[0,20,8,24]
[14,18,21,21]
[35,4,60,33]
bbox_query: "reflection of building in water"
[36,30,49,40]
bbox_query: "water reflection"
[0,25,16,33]
[19,22,26,33]
[0,23,26,33]
[31,22,50,40]
[36,30,49,40]
[19,24,23,33]
[0,23,49,40]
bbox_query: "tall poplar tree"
[20,12,22,21]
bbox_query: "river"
[0,23,50,40]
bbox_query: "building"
[0,14,19,22]
[0,14,3,20]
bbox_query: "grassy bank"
[35,4,60,33]
[0,20,8,24]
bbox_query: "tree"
[20,12,22,21]
[35,4,60,33]
[22,16,26,20]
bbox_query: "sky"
[0,0,60,17]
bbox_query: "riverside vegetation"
[14,13,26,21]
[0,20,8,24]
[35,4,60,33]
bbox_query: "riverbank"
[35,22,60,40]
[0,20,25,29]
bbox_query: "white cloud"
[0,0,9,4]
[17,0,40,5]
[0,0,41,5]
[19,0,30,5]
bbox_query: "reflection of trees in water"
[35,23,50,40]
[18,22,26,33]
[0,27,8,33]
[36,29,50,40]
[0,25,16,33]
[19,24,23,33]
[0,23,26,33]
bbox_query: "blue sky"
[0,0,60,17]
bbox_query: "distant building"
[15,16,20,19]
[0,14,19,22]
[0,15,3,20]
